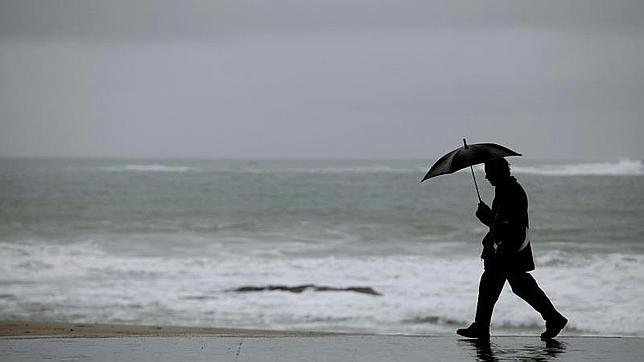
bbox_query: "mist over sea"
[1,158,643,336]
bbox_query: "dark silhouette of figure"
[457,158,567,340]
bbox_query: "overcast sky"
[1,1,643,160]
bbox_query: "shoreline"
[0,320,340,338]
[1,320,639,339]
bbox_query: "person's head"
[484,158,511,186]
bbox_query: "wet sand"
[0,320,335,338]
[1,321,642,361]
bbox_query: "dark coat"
[478,176,535,272]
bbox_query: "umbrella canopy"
[421,139,521,201]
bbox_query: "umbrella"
[421,139,521,202]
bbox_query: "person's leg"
[458,268,506,338]
[474,269,506,326]
[506,272,559,320]
[507,272,567,339]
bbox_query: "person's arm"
[476,201,493,227]
[477,201,495,260]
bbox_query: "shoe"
[457,322,490,339]
[540,315,567,340]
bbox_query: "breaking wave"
[91,160,643,176]
[1,240,643,336]
[512,159,643,176]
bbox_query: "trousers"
[475,268,560,325]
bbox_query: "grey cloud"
[0,1,643,159]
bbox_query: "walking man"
[457,158,567,340]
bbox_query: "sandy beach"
[0,320,334,338]
[2,321,643,362]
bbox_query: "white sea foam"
[511,159,643,176]
[1,240,642,336]
[99,164,200,172]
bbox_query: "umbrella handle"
[470,165,482,203]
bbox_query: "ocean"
[1,158,643,336]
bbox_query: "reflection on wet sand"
[458,338,567,361]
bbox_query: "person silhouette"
[457,158,567,340]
